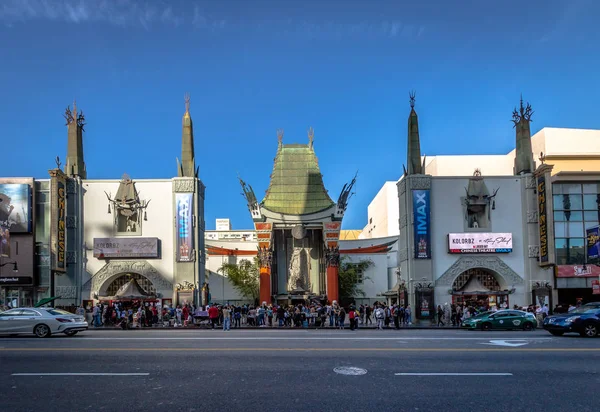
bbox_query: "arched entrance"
[105,273,156,296]
[451,268,510,309]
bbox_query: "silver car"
[0,307,88,338]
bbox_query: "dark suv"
[543,302,600,337]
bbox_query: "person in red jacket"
[208,305,219,329]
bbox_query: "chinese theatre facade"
[398,95,554,323]
[239,128,356,305]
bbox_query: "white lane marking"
[11,373,149,376]
[3,337,551,341]
[481,340,529,347]
[334,367,368,376]
[395,373,513,376]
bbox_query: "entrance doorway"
[451,268,509,310]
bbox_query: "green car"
[462,310,537,331]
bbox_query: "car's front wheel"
[580,323,598,338]
[481,323,492,331]
[523,322,534,331]
[34,324,51,338]
[64,330,78,337]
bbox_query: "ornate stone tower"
[64,101,87,179]
[407,91,423,175]
[177,93,198,178]
[397,92,434,323]
[173,94,205,305]
[513,96,536,175]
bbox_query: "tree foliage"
[217,257,260,302]
[338,256,373,302]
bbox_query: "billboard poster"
[50,171,67,273]
[448,233,513,253]
[537,175,549,264]
[0,226,10,257]
[415,288,434,320]
[557,265,600,278]
[176,193,194,262]
[592,280,600,295]
[412,190,431,259]
[586,225,599,263]
[0,183,31,233]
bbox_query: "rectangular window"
[562,184,582,194]
[583,194,598,210]
[554,211,582,221]
[583,183,600,194]
[555,238,585,265]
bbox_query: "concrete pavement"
[0,329,598,411]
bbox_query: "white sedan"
[0,307,88,337]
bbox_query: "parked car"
[462,309,537,331]
[0,307,88,338]
[543,302,600,337]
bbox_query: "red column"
[325,246,340,303]
[326,265,339,304]
[259,266,271,305]
[258,247,272,305]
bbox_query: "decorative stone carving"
[528,245,540,258]
[399,248,409,262]
[400,214,407,229]
[398,179,406,195]
[66,216,77,229]
[55,286,77,299]
[410,176,431,190]
[66,179,77,194]
[525,175,536,189]
[527,210,538,223]
[257,247,272,268]
[86,260,173,295]
[66,251,77,263]
[325,246,340,267]
[173,179,195,193]
[436,256,524,286]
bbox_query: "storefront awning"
[34,296,61,307]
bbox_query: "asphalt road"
[0,329,598,412]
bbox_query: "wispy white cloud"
[0,0,226,30]
[287,19,425,40]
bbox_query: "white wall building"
[360,182,400,239]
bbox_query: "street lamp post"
[0,261,19,272]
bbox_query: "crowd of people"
[68,299,585,330]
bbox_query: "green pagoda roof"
[261,143,335,215]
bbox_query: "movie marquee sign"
[49,169,67,273]
[93,237,159,258]
[448,233,513,254]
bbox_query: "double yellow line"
[1,347,599,352]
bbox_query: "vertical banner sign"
[586,226,600,263]
[0,226,10,258]
[50,171,67,272]
[537,175,549,264]
[176,193,194,262]
[412,190,431,259]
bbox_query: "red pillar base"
[326,265,339,304]
[259,266,271,305]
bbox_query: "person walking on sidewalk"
[437,305,445,326]
[222,306,231,331]
[374,305,384,330]
[208,304,219,329]
[365,305,372,325]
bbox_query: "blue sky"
[1,0,599,230]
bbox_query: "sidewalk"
[86,324,463,331]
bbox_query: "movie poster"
[0,183,31,233]
[0,226,10,258]
[587,225,600,263]
[176,193,194,262]
[412,189,431,259]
